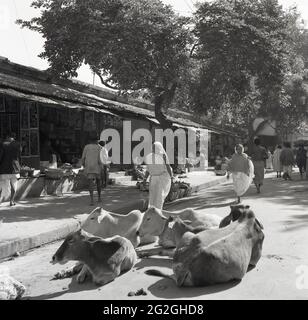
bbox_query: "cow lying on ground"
[53,206,156,281]
[137,207,221,249]
[146,205,264,287]
[82,207,156,248]
[52,229,137,285]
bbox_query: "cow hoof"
[137,252,149,258]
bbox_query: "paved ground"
[1,172,308,300]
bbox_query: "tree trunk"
[154,95,172,129]
[153,83,177,129]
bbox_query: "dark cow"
[51,229,137,286]
[146,205,264,287]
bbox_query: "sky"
[0,0,307,85]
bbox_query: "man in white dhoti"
[143,142,173,210]
[227,144,254,204]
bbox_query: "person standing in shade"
[0,133,21,206]
[250,137,268,194]
[143,142,173,210]
[81,133,103,206]
[280,142,295,181]
[266,148,273,170]
[227,144,254,204]
[296,145,307,179]
[273,145,283,178]
[99,140,110,188]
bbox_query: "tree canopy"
[18,0,193,126]
[18,0,308,138]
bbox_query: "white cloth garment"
[273,149,282,172]
[100,147,109,165]
[148,172,171,210]
[145,142,171,210]
[232,159,254,197]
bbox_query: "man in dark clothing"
[250,137,268,193]
[280,142,295,181]
[0,133,21,206]
[296,145,307,179]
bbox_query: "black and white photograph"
[0,0,308,312]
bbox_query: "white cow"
[82,207,156,248]
[137,207,222,248]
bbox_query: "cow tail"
[145,269,174,281]
[145,269,190,287]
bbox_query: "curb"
[0,199,148,261]
[0,177,225,260]
[191,176,228,193]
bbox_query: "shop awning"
[172,123,221,134]
[146,117,160,125]
[0,87,119,116]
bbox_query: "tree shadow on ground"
[165,174,308,232]
[0,186,147,224]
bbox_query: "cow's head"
[220,205,264,266]
[82,207,107,233]
[51,229,88,265]
[219,204,251,228]
[137,207,168,237]
[159,216,207,248]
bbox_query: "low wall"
[0,174,89,203]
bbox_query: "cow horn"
[255,218,264,230]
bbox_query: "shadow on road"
[147,277,241,299]
[25,274,100,300]
[135,257,172,270]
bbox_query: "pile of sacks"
[165,179,192,203]
[137,178,192,202]
[0,267,26,300]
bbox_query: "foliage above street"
[18,0,308,138]
[190,0,308,139]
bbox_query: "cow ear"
[219,215,232,228]
[183,220,193,225]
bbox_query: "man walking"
[250,137,268,194]
[280,142,295,181]
[0,133,21,206]
[99,140,110,188]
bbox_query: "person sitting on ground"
[0,133,21,206]
[280,142,295,181]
